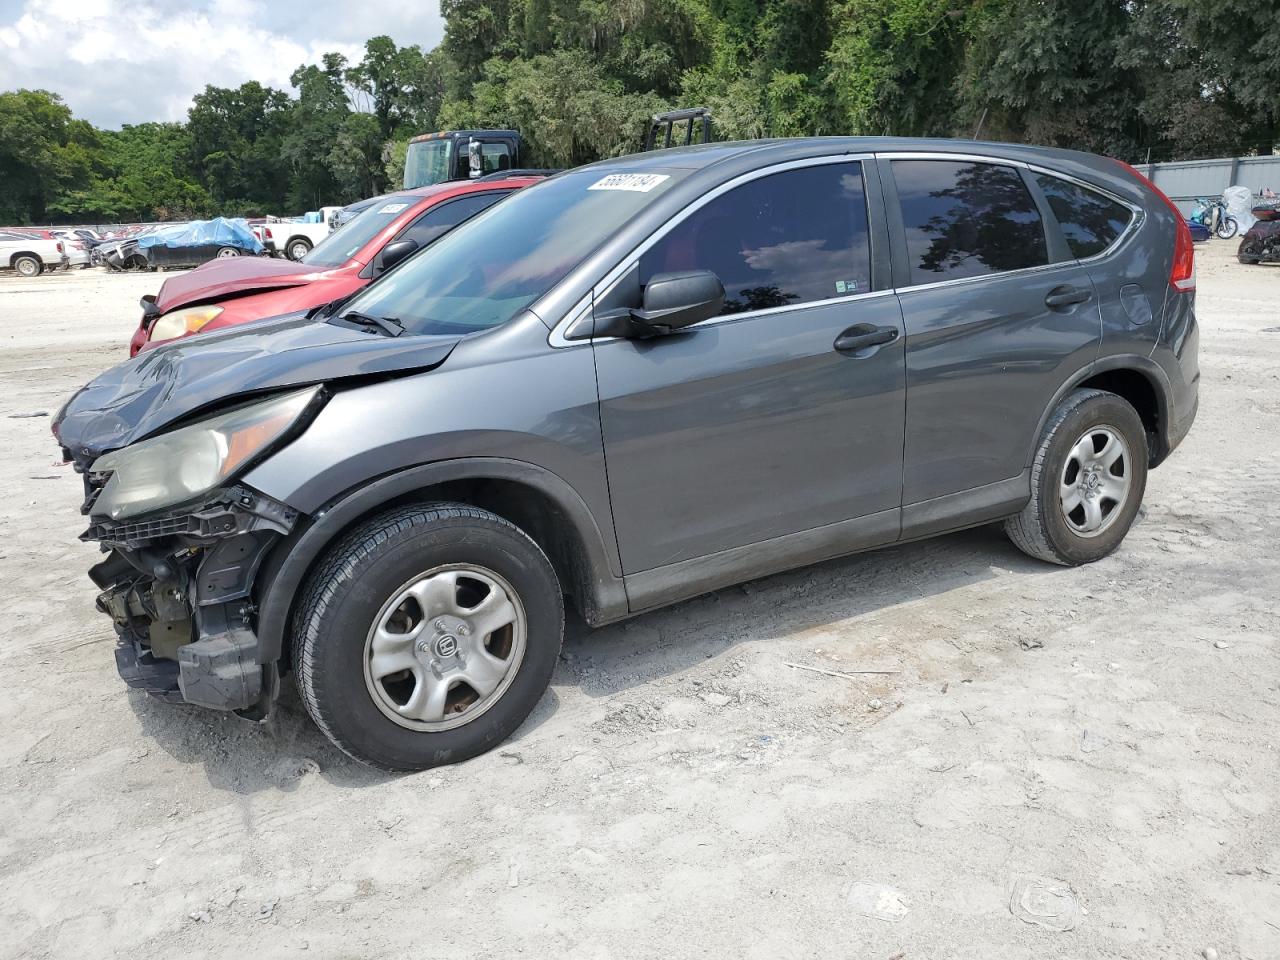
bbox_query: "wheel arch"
[1029,356,1174,469]
[254,458,629,666]
[9,250,43,268]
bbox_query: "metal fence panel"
[1137,156,1280,214]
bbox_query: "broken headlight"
[89,386,321,521]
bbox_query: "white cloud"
[0,0,445,127]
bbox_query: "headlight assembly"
[90,386,322,520]
[148,305,224,344]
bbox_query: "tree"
[0,90,96,223]
[187,81,293,208]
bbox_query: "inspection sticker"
[588,173,670,193]
[377,202,410,214]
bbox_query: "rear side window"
[395,191,510,248]
[1035,174,1132,258]
[640,162,871,316]
[893,159,1048,285]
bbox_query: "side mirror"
[468,140,483,179]
[376,239,419,274]
[597,270,725,338]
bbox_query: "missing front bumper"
[86,487,296,715]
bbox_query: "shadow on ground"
[127,522,1051,793]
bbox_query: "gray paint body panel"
[61,136,1199,641]
[595,293,906,573]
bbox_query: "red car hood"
[155,257,322,313]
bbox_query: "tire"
[215,246,240,259]
[292,503,563,771]
[1216,216,1239,240]
[13,255,42,278]
[1004,389,1148,566]
[286,238,312,261]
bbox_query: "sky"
[0,0,445,128]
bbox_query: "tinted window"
[395,192,509,248]
[894,160,1047,284]
[302,195,422,268]
[1035,174,1132,258]
[339,167,687,336]
[639,163,870,315]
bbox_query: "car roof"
[576,136,1137,200]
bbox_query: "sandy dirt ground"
[0,244,1277,960]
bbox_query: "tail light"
[56,241,64,254]
[1113,159,1194,293]
[263,227,274,240]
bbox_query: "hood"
[155,257,320,313]
[55,313,457,460]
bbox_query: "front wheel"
[215,246,240,259]
[1004,389,1148,565]
[1216,216,1239,240]
[292,503,563,771]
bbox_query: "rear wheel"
[13,255,41,278]
[215,246,240,259]
[287,238,312,261]
[292,503,563,771]
[1004,389,1148,565]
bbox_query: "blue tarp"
[136,217,264,254]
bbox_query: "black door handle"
[1045,285,1092,308]
[834,324,899,354]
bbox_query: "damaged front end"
[60,384,330,718]
[85,483,295,716]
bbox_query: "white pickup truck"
[254,206,343,261]
[0,231,69,277]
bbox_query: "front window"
[337,168,686,337]
[639,163,871,315]
[302,197,419,269]
[404,139,453,189]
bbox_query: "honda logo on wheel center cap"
[434,634,459,658]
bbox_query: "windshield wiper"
[337,311,404,337]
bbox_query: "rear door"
[592,158,906,574]
[881,155,1102,514]
[1031,172,1149,355]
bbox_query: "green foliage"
[2,0,1274,225]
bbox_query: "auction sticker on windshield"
[588,173,670,193]
[377,202,410,214]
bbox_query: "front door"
[592,160,907,575]
[883,157,1103,506]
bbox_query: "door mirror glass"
[468,140,483,179]
[377,239,419,274]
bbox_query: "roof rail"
[474,169,561,182]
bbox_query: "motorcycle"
[1191,197,1239,239]
[1237,204,1280,265]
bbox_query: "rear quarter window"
[1034,174,1134,258]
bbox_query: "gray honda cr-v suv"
[56,138,1199,770]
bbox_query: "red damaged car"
[130,176,541,355]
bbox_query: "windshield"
[301,196,418,269]
[337,167,686,337]
[404,139,453,189]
